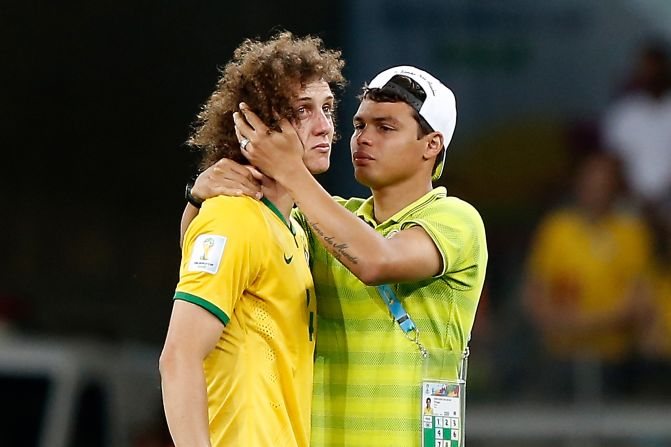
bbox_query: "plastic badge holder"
[420,348,467,447]
[421,379,465,447]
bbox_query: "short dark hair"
[359,75,434,139]
[360,75,443,172]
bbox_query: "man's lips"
[311,143,331,153]
[352,150,374,162]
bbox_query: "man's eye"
[322,105,334,116]
[296,106,308,116]
[353,123,364,130]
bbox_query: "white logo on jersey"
[188,234,227,274]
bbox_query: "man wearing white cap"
[187,66,488,446]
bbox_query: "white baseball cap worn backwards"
[367,66,457,181]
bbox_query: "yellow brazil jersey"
[293,187,488,447]
[527,207,651,359]
[175,196,316,447]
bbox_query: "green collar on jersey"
[355,187,447,227]
[261,197,296,235]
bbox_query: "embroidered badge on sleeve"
[188,234,228,274]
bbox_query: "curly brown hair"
[188,31,346,170]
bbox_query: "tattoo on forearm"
[310,222,359,264]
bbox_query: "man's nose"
[313,110,333,135]
[354,126,372,146]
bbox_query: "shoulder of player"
[200,195,261,212]
[440,195,480,212]
[192,196,267,233]
[423,195,485,226]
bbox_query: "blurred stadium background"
[2,1,670,446]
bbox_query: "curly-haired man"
[159,32,344,447]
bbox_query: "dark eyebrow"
[296,95,335,102]
[353,115,400,124]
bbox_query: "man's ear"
[423,132,444,160]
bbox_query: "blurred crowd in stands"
[471,39,671,404]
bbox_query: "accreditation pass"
[421,380,464,447]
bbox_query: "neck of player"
[370,178,434,224]
[262,181,294,221]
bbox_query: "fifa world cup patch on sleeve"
[188,234,227,274]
